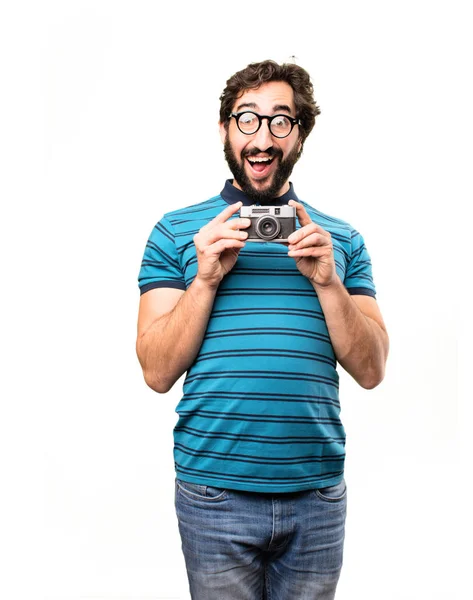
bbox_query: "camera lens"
[255,216,281,241]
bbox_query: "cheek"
[228,137,247,160]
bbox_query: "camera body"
[240,205,296,243]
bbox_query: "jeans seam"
[264,562,271,600]
[176,481,227,502]
[314,488,347,503]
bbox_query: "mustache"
[243,148,283,160]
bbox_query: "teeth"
[248,157,271,163]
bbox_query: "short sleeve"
[344,229,377,298]
[137,216,186,295]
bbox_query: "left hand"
[287,200,338,287]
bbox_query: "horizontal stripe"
[216,288,317,297]
[204,327,331,343]
[231,268,304,277]
[307,204,349,226]
[239,250,300,259]
[168,197,222,218]
[350,244,366,261]
[178,240,196,256]
[176,463,344,484]
[154,221,174,243]
[169,200,222,222]
[174,228,200,238]
[330,231,351,244]
[175,425,344,444]
[193,348,336,368]
[140,260,165,268]
[174,442,344,465]
[145,241,181,269]
[184,371,339,389]
[179,391,340,408]
[183,251,346,276]
[210,307,325,320]
[178,409,342,426]
[349,273,373,284]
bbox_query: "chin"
[250,176,273,189]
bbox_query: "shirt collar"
[220,179,299,206]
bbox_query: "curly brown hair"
[219,60,320,147]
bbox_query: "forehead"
[233,81,296,114]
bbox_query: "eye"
[239,112,257,125]
[271,115,290,128]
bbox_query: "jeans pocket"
[314,478,347,503]
[176,478,228,502]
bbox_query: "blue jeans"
[174,477,347,600]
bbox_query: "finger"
[227,218,252,230]
[199,216,250,239]
[287,222,328,245]
[204,226,249,246]
[207,238,246,255]
[288,246,330,257]
[288,199,312,228]
[288,232,331,250]
[210,201,243,226]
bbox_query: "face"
[220,81,303,203]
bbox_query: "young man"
[136,60,389,600]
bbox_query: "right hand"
[193,201,251,289]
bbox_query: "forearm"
[313,276,389,389]
[137,276,217,392]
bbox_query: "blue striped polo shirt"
[138,180,376,493]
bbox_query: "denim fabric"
[174,477,347,600]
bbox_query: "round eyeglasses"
[229,111,301,139]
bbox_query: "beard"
[223,137,301,204]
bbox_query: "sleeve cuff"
[346,287,376,298]
[140,280,187,295]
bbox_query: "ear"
[219,121,227,144]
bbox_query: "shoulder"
[297,199,359,249]
[146,195,227,243]
[162,195,226,226]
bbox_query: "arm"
[287,200,389,390]
[313,279,389,389]
[136,281,217,393]
[136,201,251,393]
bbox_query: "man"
[136,60,389,600]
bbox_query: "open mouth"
[246,155,275,176]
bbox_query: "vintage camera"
[240,205,296,243]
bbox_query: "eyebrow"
[235,102,294,115]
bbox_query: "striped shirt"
[138,180,377,493]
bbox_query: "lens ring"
[255,216,281,241]
[238,112,259,135]
[269,115,291,138]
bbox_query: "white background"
[1,1,470,599]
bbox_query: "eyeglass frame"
[228,111,301,139]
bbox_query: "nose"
[252,117,273,151]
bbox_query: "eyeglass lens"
[238,113,293,137]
